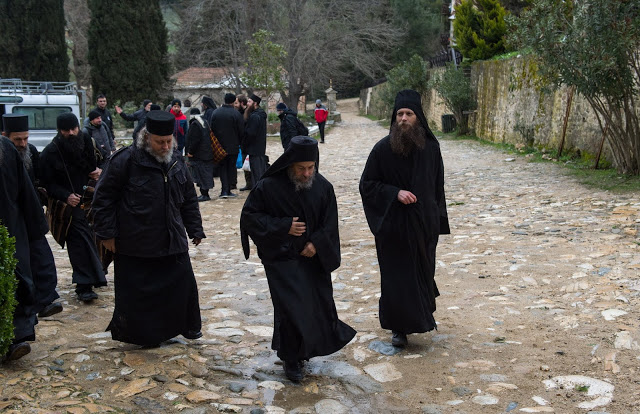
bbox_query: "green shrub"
[0,222,18,357]
[428,64,476,134]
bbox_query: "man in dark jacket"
[92,94,115,140]
[82,110,115,167]
[92,110,205,346]
[360,89,450,348]
[2,114,62,319]
[240,136,356,382]
[115,99,152,139]
[276,102,300,150]
[185,108,215,201]
[211,93,244,198]
[0,134,49,361]
[242,94,268,185]
[39,113,107,302]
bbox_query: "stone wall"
[470,57,606,157]
[359,56,615,162]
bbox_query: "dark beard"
[18,145,33,172]
[244,104,255,122]
[59,132,86,158]
[390,122,426,157]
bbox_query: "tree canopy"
[509,0,640,174]
[88,0,169,105]
[0,0,68,81]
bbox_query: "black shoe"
[183,330,203,340]
[3,342,31,362]
[226,192,238,198]
[391,331,408,347]
[284,360,304,382]
[197,195,211,202]
[38,302,63,318]
[239,186,252,191]
[320,140,325,144]
[77,290,98,302]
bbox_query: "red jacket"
[314,105,328,123]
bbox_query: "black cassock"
[0,138,48,341]
[241,172,355,362]
[360,135,450,334]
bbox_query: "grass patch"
[437,131,640,193]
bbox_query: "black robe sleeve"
[307,183,341,273]
[92,150,130,240]
[180,166,206,240]
[359,140,401,236]
[240,181,297,259]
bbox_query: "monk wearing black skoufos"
[360,89,450,348]
[92,111,205,346]
[240,136,355,382]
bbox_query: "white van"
[0,78,86,150]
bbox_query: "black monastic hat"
[57,112,79,131]
[249,94,261,105]
[146,110,175,136]
[261,136,318,180]
[2,114,29,133]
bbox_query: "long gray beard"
[390,122,426,157]
[136,130,175,164]
[18,145,33,172]
[288,167,316,191]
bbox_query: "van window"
[12,106,72,130]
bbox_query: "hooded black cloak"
[360,90,450,334]
[240,136,355,361]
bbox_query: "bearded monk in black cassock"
[240,136,355,382]
[0,136,48,361]
[360,89,450,348]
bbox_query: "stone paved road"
[1,98,639,413]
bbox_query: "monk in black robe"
[2,114,62,318]
[240,136,355,382]
[0,136,48,361]
[360,89,450,348]
[40,113,107,302]
[92,110,205,346]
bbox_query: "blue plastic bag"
[236,147,243,169]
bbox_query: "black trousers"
[219,153,238,194]
[317,121,326,142]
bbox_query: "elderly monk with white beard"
[92,110,205,347]
[2,114,62,319]
[40,112,107,303]
[240,136,356,382]
[360,89,450,348]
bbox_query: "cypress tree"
[0,0,69,81]
[453,0,506,60]
[88,0,169,105]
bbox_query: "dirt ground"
[1,98,639,414]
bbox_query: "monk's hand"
[192,238,202,246]
[67,193,81,207]
[187,153,193,157]
[288,217,306,236]
[103,238,116,252]
[115,105,122,114]
[300,242,316,257]
[89,168,101,180]
[397,190,417,205]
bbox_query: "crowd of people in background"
[1,89,449,386]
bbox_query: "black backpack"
[290,113,309,136]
